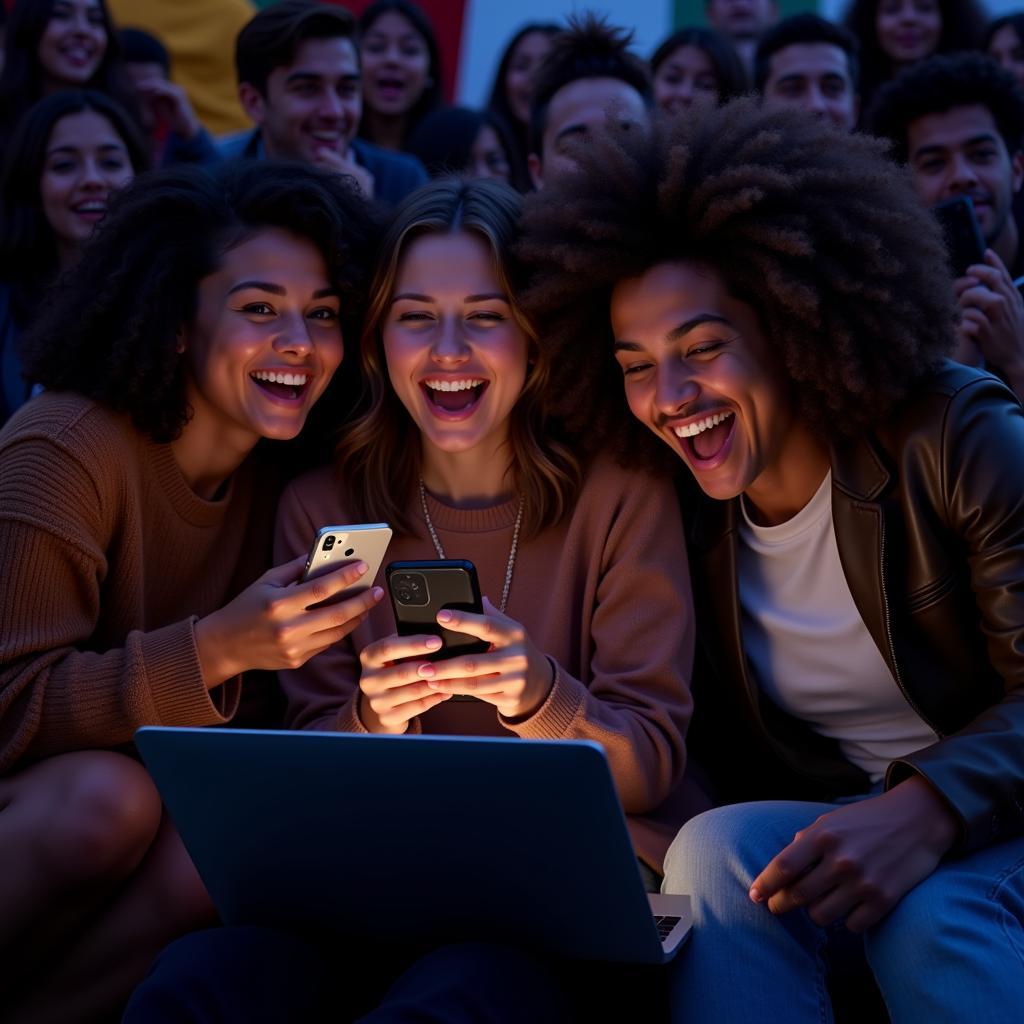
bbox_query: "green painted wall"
[673,0,819,28]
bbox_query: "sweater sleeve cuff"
[142,618,239,726]
[500,659,585,738]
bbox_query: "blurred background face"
[249,36,362,164]
[988,23,1024,91]
[875,0,941,66]
[531,77,648,188]
[40,109,133,252]
[905,104,1023,252]
[360,10,431,119]
[706,0,777,41]
[468,123,510,183]
[761,43,858,130]
[505,30,554,125]
[38,0,107,89]
[653,44,721,113]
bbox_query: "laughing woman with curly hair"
[518,98,1024,1022]
[0,159,377,1022]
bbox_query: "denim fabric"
[122,926,572,1024]
[662,801,1024,1024]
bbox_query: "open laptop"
[134,727,692,964]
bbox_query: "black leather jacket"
[685,362,1024,854]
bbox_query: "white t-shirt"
[737,472,938,782]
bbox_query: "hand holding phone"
[386,559,488,660]
[933,196,986,278]
[302,523,392,588]
[195,555,384,688]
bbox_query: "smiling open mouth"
[421,378,487,414]
[675,411,735,462]
[250,370,310,401]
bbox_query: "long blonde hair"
[336,177,582,537]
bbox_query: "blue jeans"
[122,927,573,1023]
[662,801,1024,1024]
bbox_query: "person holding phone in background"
[518,98,1024,1023]
[872,53,1024,401]
[0,160,377,1023]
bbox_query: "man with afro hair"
[526,12,652,190]
[872,52,1024,400]
[519,99,1024,1022]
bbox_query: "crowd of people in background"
[1,0,1024,1021]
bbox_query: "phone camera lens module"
[323,535,336,550]
[393,572,429,606]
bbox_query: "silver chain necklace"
[418,477,524,614]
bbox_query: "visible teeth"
[424,378,483,392]
[76,203,104,212]
[251,370,309,386]
[673,411,734,438]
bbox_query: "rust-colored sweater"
[0,394,275,774]
[274,456,695,870]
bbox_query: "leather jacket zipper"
[879,515,944,736]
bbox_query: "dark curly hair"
[517,97,956,471]
[870,52,1024,162]
[21,160,377,444]
[528,12,652,157]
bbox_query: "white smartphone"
[301,523,393,591]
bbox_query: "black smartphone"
[933,196,986,277]
[386,559,488,662]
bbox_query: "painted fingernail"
[371,587,384,601]
[418,663,436,678]
[749,886,762,903]
[425,636,442,650]
[437,610,453,624]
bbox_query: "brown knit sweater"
[274,456,695,870]
[0,393,276,774]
